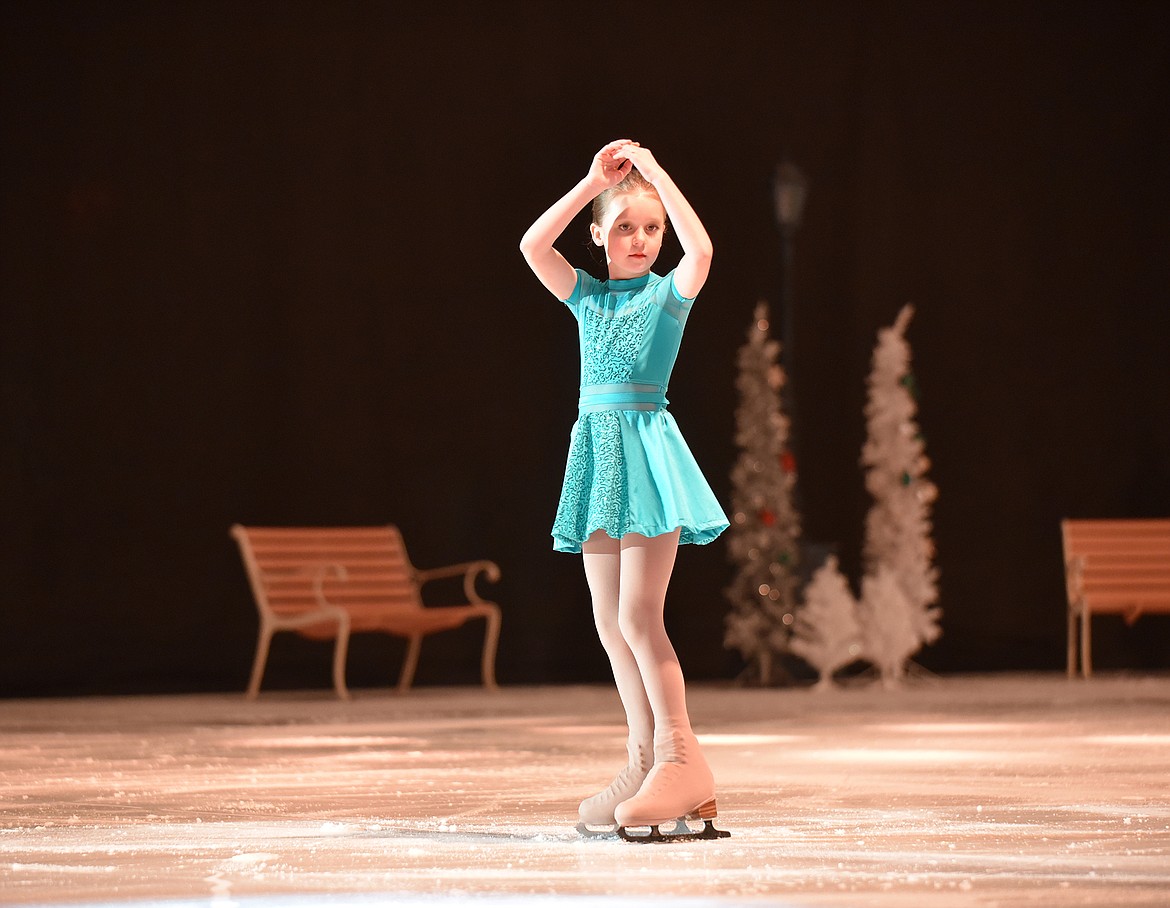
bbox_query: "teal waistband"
[579,382,668,413]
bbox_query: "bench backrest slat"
[1062,518,1170,612]
[232,524,424,617]
[1063,519,1170,533]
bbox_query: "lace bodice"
[563,270,694,403]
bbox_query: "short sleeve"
[561,269,597,318]
[662,271,696,327]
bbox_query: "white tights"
[582,528,694,757]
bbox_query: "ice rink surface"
[2,673,1168,907]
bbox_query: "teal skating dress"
[552,268,730,554]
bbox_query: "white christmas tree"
[723,301,802,685]
[789,555,863,690]
[859,304,941,684]
[856,565,921,689]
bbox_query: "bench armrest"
[415,560,501,604]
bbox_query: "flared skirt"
[552,409,729,554]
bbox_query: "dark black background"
[3,1,1168,696]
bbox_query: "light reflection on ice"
[875,723,1030,734]
[1087,734,1170,745]
[538,724,627,735]
[804,748,1000,764]
[228,736,425,748]
[699,734,806,745]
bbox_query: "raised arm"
[520,140,636,300]
[612,145,713,300]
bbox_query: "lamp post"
[773,160,808,540]
[773,159,808,379]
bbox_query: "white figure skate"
[613,731,729,843]
[575,741,651,837]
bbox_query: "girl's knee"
[594,608,623,644]
[617,603,666,646]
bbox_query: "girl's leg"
[578,529,654,826]
[612,530,717,828]
[612,529,688,734]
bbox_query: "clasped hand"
[589,139,664,187]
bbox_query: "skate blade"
[617,818,730,844]
[575,821,619,838]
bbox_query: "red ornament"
[780,451,797,474]
[759,509,776,526]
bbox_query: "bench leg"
[1080,607,1092,679]
[398,634,423,693]
[247,623,274,699]
[331,618,352,701]
[1067,607,1077,679]
[481,608,501,691]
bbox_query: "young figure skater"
[519,140,730,840]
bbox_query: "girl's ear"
[590,223,604,246]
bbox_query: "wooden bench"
[1062,518,1170,678]
[231,524,501,698]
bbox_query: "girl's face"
[591,192,666,280]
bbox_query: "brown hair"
[590,167,666,228]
